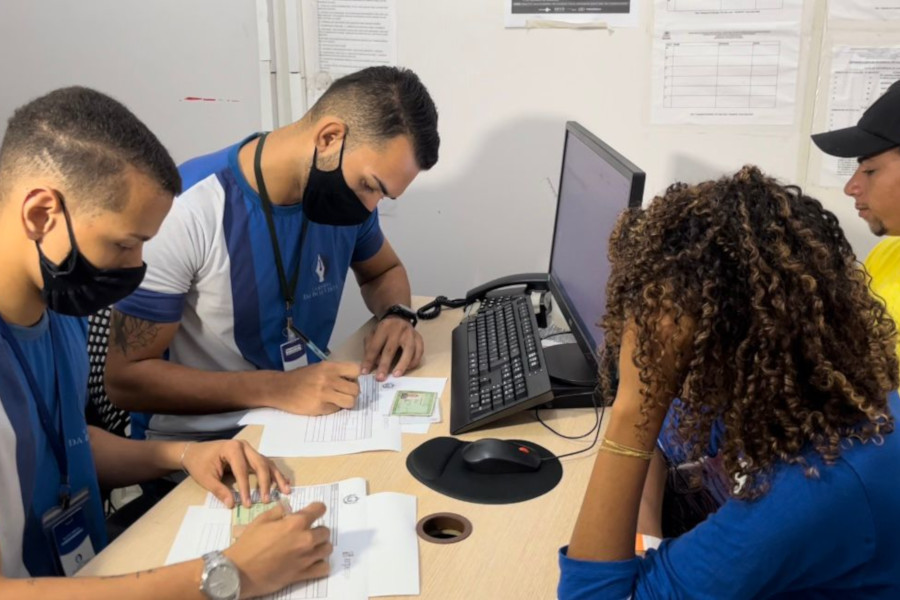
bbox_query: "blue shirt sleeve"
[351,208,385,263]
[659,400,722,462]
[558,458,876,599]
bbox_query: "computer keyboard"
[450,295,553,434]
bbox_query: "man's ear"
[20,189,61,242]
[312,119,348,154]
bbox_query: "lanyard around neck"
[0,316,70,507]
[254,132,310,315]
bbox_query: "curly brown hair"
[600,165,898,499]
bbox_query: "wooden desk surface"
[79,297,602,599]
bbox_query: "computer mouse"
[461,438,542,474]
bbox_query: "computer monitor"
[548,122,645,372]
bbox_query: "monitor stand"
[542,343,599,409]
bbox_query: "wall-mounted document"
[504,0,639,28]
[167,478,419,599]
[655,0,803,27]
[651,0,801,125]
[651,26,800,125]
[817,46,900,188]
[828,0,900,21]
[302,0,397,106]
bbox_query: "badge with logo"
[280,336,309,372]
[42,488,96,576]
[315,254,327,284]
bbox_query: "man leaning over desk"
[104,67,440,452]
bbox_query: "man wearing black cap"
[812,80,900,359]
[812,79,900,237]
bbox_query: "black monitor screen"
[549,123,644,363]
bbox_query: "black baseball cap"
[812,79,900,159]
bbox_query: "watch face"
[208,563,241,599]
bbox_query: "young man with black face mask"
[0,87,334,598]
[105,67,440,450]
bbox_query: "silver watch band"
[200,550,241,600]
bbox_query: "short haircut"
[309,66,440,170]
[0,86,181,211]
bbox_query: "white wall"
[331,0,883,345]
[0,0,264,164]
[0,1,889,348]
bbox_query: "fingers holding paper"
[273,361,361,415]
[180,439,292,509]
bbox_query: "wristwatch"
[200,551,241,600]
[381,304,418,328]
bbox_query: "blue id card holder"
[41,488,96,576]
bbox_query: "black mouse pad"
[406,437,563,504]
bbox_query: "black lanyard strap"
[254,132,309,313]
[0,317,70,507]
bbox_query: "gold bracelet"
[599,438,655,461]
[179,441,195,475]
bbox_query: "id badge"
[280,338,308,371]
[41,488,95,576]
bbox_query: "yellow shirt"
[865,237,900,360]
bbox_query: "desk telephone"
[463,273,554,329]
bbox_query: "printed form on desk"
[165,478,419,599]
[241,375,447,455]
[242,375,402,456]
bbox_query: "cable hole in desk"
[417,513,472,544]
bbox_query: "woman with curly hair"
[559,166,900,598]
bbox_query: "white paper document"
[164,506,231,566]
[504,0,639,29]
[655,0,803,26]
[316,0,396,74]
[168,479,419,600]
[302,0,397,106]
[817,46,900,188]
[829,0,900,21]
[245,375,402,457]
[651,26,801,124]
[377,376,447,435]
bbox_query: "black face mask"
[37,194,147,316]
[301,139,373,226]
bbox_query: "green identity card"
[390,390,437,417]
[231,501,280,542]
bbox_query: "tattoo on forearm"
[110,310,161,356]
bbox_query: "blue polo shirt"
[116,134,385,440]
[558,391,900,599]
[0,312,106,577]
